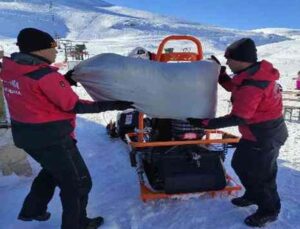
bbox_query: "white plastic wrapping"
[73,53,220,119]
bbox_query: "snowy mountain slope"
[253,28,300,39]
[1,0,298,70]
[258,39,300,89]
[0,0,291,51]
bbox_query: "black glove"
[210,55,221,65]
[100,101,135,111]
[210,55,228,83]
[211,55,226,73]
[187,118,209,128]
[72,100,134,114]
[64,69,77,86]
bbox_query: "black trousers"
[231,139,281,213]
[20,136,92,229]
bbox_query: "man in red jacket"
[0,28,133,229]
[188,38,288,227]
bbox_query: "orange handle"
[155,35,203,62]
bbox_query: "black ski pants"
[19,136,92,229]
[231,139,281,214]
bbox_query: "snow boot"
[18,211,51,221]
[231,196,256,207]
[244,210,278,227]
[83,216,104,229]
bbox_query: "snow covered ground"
[1,1,300,228]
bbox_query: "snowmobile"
[108,35,241,201]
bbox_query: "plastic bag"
[73,53,220,120]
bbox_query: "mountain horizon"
[0,0,296,50]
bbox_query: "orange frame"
[125,35,241,201]
[126,128,242,202]
[126,129,240,148]
[139,175,242,202]
[155,35,203,62]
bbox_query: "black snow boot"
[231,196,256,207]
[83,216,104,229]
[244,210,279,227]
[18,211,51,221]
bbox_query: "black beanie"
[17,28,57,53]
[224,38,257,63]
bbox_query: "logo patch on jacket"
[59,81,65,87]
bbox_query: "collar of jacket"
[11,52,51,65]
[233,62,259,75]
[231,62,261,85]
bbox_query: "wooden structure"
[0,81,5,121]
[282,90,300,121]
[61,40,89,62]
[0,81,10,128]
[0,46,10,128]
[283,105,300,121]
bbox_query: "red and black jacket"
[0,53,105,149]
[206,60,288,146]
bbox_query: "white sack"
[73,53,220,120]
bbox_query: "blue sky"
[107,0,299,30]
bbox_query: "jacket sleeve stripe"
[240,79,270,89]
[25,67,54,80]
